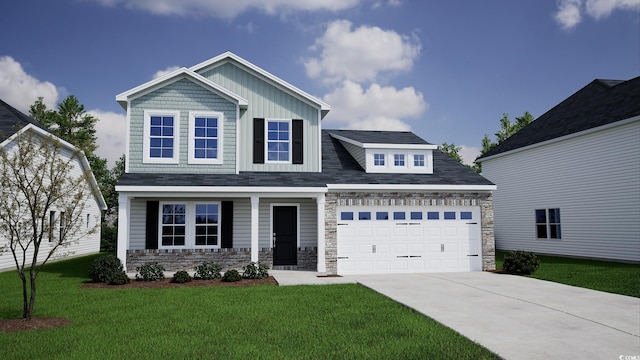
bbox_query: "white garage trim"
[337,206,482,275]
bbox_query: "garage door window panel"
[359,212,371,220]
[410,212,422,220]
[444,212,456,220]
[393,212,405,220]
[340,212,354,221]
[427,212,439,220]
[376,212,389,220]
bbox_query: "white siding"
[482,120,640,262]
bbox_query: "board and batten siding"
[198,62,321,172]
[0,133,102,271]
[128,78,237,174]
[482,120,640,262]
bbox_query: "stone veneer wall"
[324,191,495,275]
[127,248,274,272]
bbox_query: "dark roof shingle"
[0,99,48,141]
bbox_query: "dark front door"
[273,206,297,266]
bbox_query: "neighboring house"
[115,52,496,275]
[0,99,107,271]
[477,77,640,263]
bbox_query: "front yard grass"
[496,250,640,297]
[0,254,498,360]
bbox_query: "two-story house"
[115,52,496,275]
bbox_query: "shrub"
[194,261,222,280]
[222,269,242,282]
[88,254,124,283]
[172,270,192,284]
[242,262,269,279]
[503,250,540,275]
[136,262,165,281]
[109,271,131,285]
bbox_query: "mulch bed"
[0,276,278,333]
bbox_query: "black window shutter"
[221,201,233,248]
[145,201,159,250]
[292,119,303,164]
[253,118,264,164]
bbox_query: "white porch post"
[116,194,130,272]
[250,196,260,262]
[316,194,326,273]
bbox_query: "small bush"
[172,270,192,284]
[136,262,165,281]
[222,269,242,282]
[503,250,540,275]
[242,262,269,279]
[109,271,131,285]
[88,254,124,283]
[194,261,222,280]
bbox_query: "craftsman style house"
[115,52,496,275]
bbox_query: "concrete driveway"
[352,272,640,360]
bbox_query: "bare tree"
[0,129,99,320]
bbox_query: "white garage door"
[337,206,482,275]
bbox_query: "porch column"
[316,195,326,273]
[116,194,130,272]
[250,195,259,262]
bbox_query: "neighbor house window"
[143,110,180,163]
[266,120,290,162]
[394,154,405,166]
[536,208,561,239]
[374,153,385,166]
[160,202,221,249]
[59,212,66,240]
[49,211,56,242]
[413,154,425,167]
[189,112,223,164]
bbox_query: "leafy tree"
[438,142,464,163]
[101,155,125,252]
[0,130,99,320]
[472,111,534,173]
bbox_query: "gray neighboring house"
[477,77,640,262]
[0,99,107,271]
[115,52,496,275]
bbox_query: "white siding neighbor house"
[115,52,497,275]
[477,77,640,262]
[0,99,107,271]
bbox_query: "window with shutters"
[159,202,221,249]
[266,119,291,163]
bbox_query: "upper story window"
[374,153,385,166]
[267,120,290,163]
[188,111,223,164]
[143,110,180,164]
[414,154,425,167]
[393,154,405,167]
[536,208,561,239]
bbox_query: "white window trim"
[158,201,222,250]
[393,153,407,168]
[364,149,433,174]
[143,110,181,164]
[265,118,292,164]
[373,153,386,166]
[188,111,224,164]
[413,153,426,167]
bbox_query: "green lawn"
[0,254,498,360]
[496,251,640,297]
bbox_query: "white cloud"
[152,65,180,80]
[304,20,421,84]
[89,110,127,166]
[458,145,481,166]
[0,56,58,113]
[322,80,426,130]
[94,0,361,18]
[554,0,640,29]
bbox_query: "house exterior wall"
[128,78,238,174]
[481,120,640,262]
[197,62,321,172]
[323,191,495,274]
[0,133,102,272]
[340,141,366,169]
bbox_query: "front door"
[273,206,297,266]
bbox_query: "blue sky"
[1,0,638,166]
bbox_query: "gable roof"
[190,51,331,118]
[117,129,494,191]
[478,76,640,161]
[115,67,248,110]
[0,99,107,210]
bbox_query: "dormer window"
[374,153,385,166]
[414,154,425,167]
[393,154,405,167]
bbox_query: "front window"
[267,120,290,162]
[394,154,405,166]
[414,154,425,167]
[159,202,221,248]
[144,110,180,163]
[374,153,385,166]
[161,204,186,246]
[536,208,561,239]
[195,204,219,246]
[189,112,223,164]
